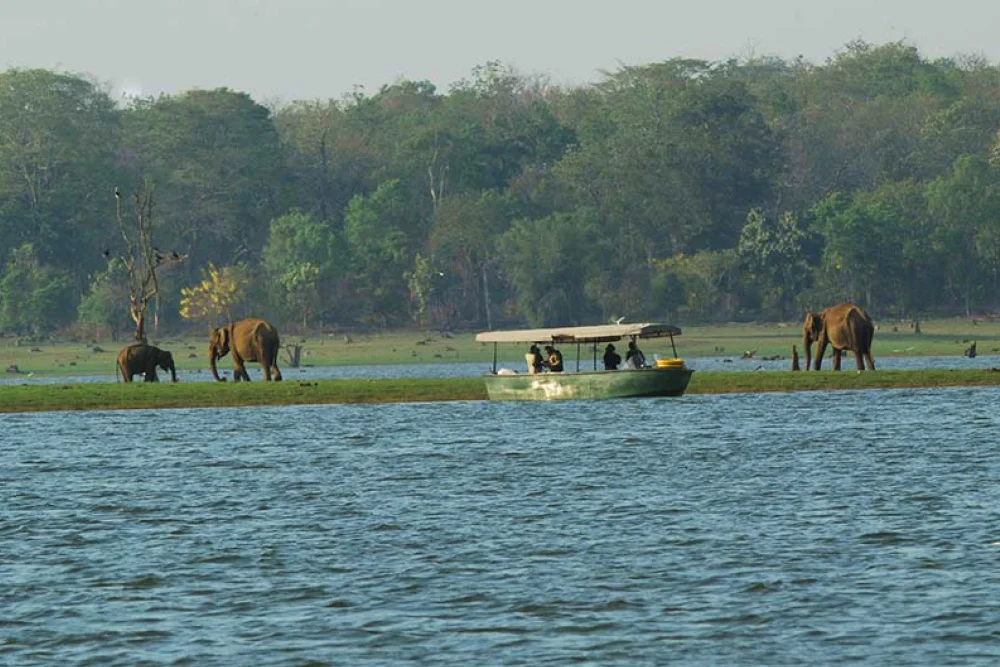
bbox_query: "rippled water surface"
[4,388,1000,665]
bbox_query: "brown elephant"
[117,343,178,383]
[208,317,283,382]
[803,303,876,371]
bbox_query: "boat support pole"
[669,334,678,358]
[492,343,498,374]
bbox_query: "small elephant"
[208,317,283,382]
[117,343,178,383]
[803,303,876,371]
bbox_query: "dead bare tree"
[283,342,303,368]
[111,182,185,342]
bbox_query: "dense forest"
[2,40,1000,338]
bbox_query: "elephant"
[803,303,876,371]
[117,343,178,383]
[208,317,283,382]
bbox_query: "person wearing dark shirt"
[625,341,646,369]
[527,344,544,373]
[543,345,564,372]
[603,343,621,370]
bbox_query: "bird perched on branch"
[152,248,187,267]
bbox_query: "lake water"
[4,387,1000,665]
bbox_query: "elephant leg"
[814,340,827,370]
[144,368,158,382]
[855,350,865,370]
[269,347,282,381]
[833,349,842,371]
[255,343,271,381]
[865,352,876,370]
[232,353,250,382]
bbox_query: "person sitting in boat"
[626,341,647,369]
[603,343,621,370]
[543,345,564,372]
[526,344,545,374]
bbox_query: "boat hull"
[483,367,694,401]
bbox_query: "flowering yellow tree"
[179,263,249,324]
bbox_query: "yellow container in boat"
[655,357,685,368]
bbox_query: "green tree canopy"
[0,243,75,334]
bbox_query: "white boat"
[475,322,693,401]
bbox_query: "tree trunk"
[284,344,302,368]
[482,264,492,330]
[134,311,146,343]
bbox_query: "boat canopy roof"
[475,322,682,345]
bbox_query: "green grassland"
[2,317,997,378]
[1,317,998,413]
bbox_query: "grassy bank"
[2,317,997,378]
[2,370,1000,413]
[0,377,489,413]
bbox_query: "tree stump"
[284,344,302,368]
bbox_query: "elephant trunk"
[209,346,225,382]
[167,360,178,383]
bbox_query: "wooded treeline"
[2,41,1000,337]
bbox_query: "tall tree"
[261,209,338,327]
[119,89,285,281]
[556,60,781,257]
[0,68,120,293]
[499,209,601,326]
[428,190,509,327]
[0,243,74,334]
[77,259,131,340]
[343,180,412,326]
[926,155,1000,312]
[737,209,810,317]
[274,99,380,229]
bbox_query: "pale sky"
[2,0,998,104]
